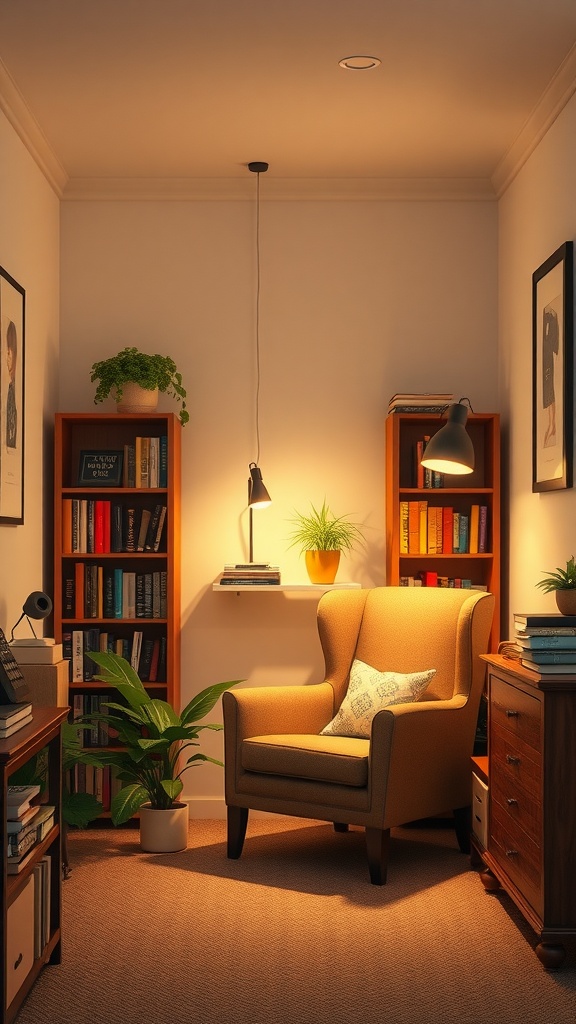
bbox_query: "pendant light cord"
[254,168,262,467]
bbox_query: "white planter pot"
[117,382,159,414]
[139,802,188,853]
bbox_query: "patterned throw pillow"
[320,659,436,739]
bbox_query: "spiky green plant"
[536,556,576,592]
[79,652,239,825]
[287,500,365,554]
[90,347,189,425]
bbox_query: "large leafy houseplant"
[81,651,239,825]
[90,347,189,425]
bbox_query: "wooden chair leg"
[365,827,390,885]
[333,822,349,832]
[227,805,249,859]
[453,805,471,853]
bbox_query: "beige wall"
[498,92,576,637]
[60,196,498,812]
[0,110,60,638]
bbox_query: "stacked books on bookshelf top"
[514,612,576,673]
[0,702,33,739]
[217,564,281,586]
[387,392,455,414]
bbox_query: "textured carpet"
[15,817,576,1024]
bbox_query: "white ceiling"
[1,0,576,198]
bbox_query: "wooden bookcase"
[0,707,68,1024]
[53,413,181,810]
[385,412,500,651]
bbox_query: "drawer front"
[472,772,488,849]
[490,723,541,790]
[6,875,35,1010]
[490,800,542,915]
[490,769,541,846]
[491,674,542,750]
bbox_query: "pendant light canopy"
[420,400,475,475]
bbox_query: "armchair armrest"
[223,682,335,740]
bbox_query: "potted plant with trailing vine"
[287,499,365,584]
[536,555,576,615]
[80,651,239,852]
[90,347,189,425]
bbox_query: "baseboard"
[184,797,275,820]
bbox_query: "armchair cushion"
[320,659,436,738]
[242,734,370,786]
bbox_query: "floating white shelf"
[212,582,361,594]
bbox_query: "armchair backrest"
[317,586,494,711]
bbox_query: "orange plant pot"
[305,550,341,584]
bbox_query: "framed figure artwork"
[532,241,574,493]
[0,267,25,523]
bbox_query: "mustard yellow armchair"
[223,586,494,884]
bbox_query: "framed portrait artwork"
[532,241,574,493]
[0,267,25,523]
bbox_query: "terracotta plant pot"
[555,590,576,615]
[117,382,159,414]
[139,802,188,853]
[305,550,341,585]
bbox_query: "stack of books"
[514,612,576,673]
[218,563,281,586]
[388,393,455,414]
[0,701,33,738]
[6,785,57,875]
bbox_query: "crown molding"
[0,58,67,196]
[61,175,495,202]
[492,42,576,197]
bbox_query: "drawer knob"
[505,849,518,858]
[506,798,518,806]
[506,754,520,765]
[505,709,519,718]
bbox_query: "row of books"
[400,501,488,554]
[123,435,168,488]
[399,574,484,589]
[68,764,122,812]
[218,563,281,586]
[388,392,454,414]
[513,612,576,673]
[63,628,167,682]
[0,701,33,739]
[72,694,111,746]
[64,564,168,620]
[63,499,167,554]
[414,436,444,488]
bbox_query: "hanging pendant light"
[246,161,272,563]
[420,399,475,475]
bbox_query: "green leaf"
[86,651,149,708]
[63,790,103,828]
[181,680,241,724]
[110,784,149,825]
[160,779,183,803]
[143,699,180,733]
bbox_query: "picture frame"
[532,241,574,492]
[0,267,25,524]
[78,450,124,487]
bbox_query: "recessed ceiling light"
[338,55,381,71]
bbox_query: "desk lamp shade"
[248,463,272,508]
[420,402,475,475]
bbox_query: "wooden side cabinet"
[475,654,576,969]
[0,707,69,1023]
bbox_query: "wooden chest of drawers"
[477,655,576,969]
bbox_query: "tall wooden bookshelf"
[385,412,500,651]
[53,413,181,809]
